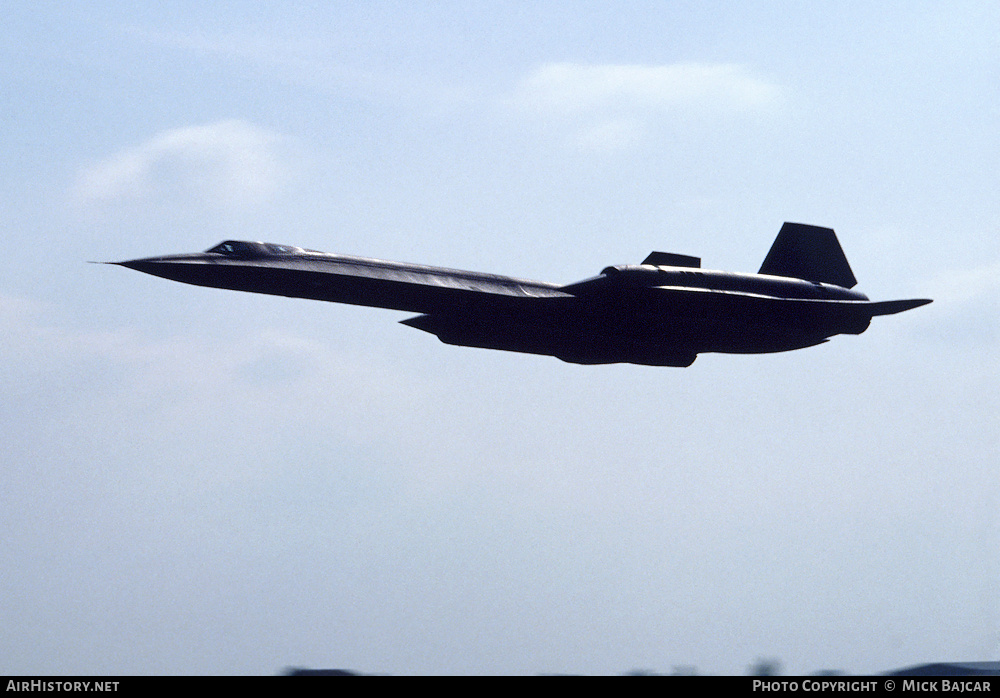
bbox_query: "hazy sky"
[2,1,998,675]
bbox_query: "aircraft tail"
[867,298,933,316]
[758,222,858,289]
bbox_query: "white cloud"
[517,62,781,115]
[74,120,289,209]
[512,62,783,150]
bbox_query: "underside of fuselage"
[401,286,872,366]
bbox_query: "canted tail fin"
[758,222,858,289]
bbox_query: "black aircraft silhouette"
[114,222,930,367]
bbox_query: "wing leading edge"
[117,241,571,315]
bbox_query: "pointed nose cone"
[113,256,176,278]
[114,258,160,273]
[111,253,214,284]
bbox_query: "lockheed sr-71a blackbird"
[113,222,930,367]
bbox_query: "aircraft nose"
[113,257,159,272]
[111,253,211,282]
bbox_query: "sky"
[2,1,998,676]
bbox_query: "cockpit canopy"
[206,241,305,258]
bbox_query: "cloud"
[74,120,289,210]
[511,62,783,150]
[516,62,781,114]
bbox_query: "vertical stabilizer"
[758,222,858,289]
